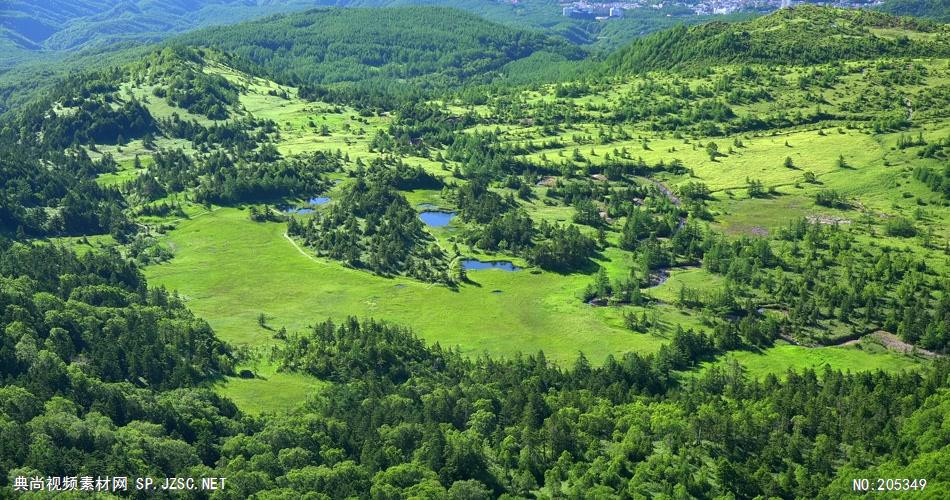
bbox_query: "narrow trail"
[283,233,326,266]
[645,178,681,206]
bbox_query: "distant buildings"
[561,3,628,19]
[561,0,885,18]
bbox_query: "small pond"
[419,210,457,227]
[283,207,314,215]
[308,197,331,205]
[462,259,521,272]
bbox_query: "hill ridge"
[606,5,950,73]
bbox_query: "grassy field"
[212,359,326,415]
[144,207,671,364]
[123,55,945,413]
[700,341,925,379]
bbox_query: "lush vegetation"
[288,160,452,283]
[171,7,584,108]
[606,6,950,72]
[1,4,949,498]
[878,0,950,22]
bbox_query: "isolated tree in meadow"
[452,259,467,283]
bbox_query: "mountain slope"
[172,6,584,89]
[877,0,950,23]
[0,1,320,51]
[606,6,950,73]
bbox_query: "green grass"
[144,207,669,365]
[212,359,326,416]
[134,55,942,385]
[700,341,925,379]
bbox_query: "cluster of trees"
[528,222,597,272]
[0,242,231,389]
[258,317,950,499]
[288,162,451,283]
[135,148,339,206]
[914,163,950,198]
[694,219,950,350]
[137,47,238,120]
[464,210,535,255]
[24,97,154,149]
[0,240,241,489]
[193,150,337,205]
[455,179,513,224]
[620,204,682,251]
[158,114,274,151]
[607,67,840,136]
[0,139,133,239]
[444,130,534,179]
[583,268,643,306]
[373,102,477,156]
[454,179,598,272]
[2,240,947,497]
[153,68,237,120]
[815,189,848,208]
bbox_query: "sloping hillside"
[172,7,584,89]
[606,6,950,72]
[878,0,950,23]
[0,1,320,51]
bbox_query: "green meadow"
[144,207,670,364]
[700,341,925,379]
[212,358,327,415]
[121,54,948,412]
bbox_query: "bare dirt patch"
[806,214,851,225]
[867,331,939,358]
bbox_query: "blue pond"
[462,259,521,272]
[283,207,314,215]
[309,197,331,205]
[419,210,457,227]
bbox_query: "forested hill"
[0,5,582,115]
[878,0,950,23]
[171,7,584,89]
[606,6,950,73]
[0,0,328,52]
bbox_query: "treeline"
[0,139,133,239]
[258,317,950,498]
[0,240,238,488]
[0,241,948,497]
